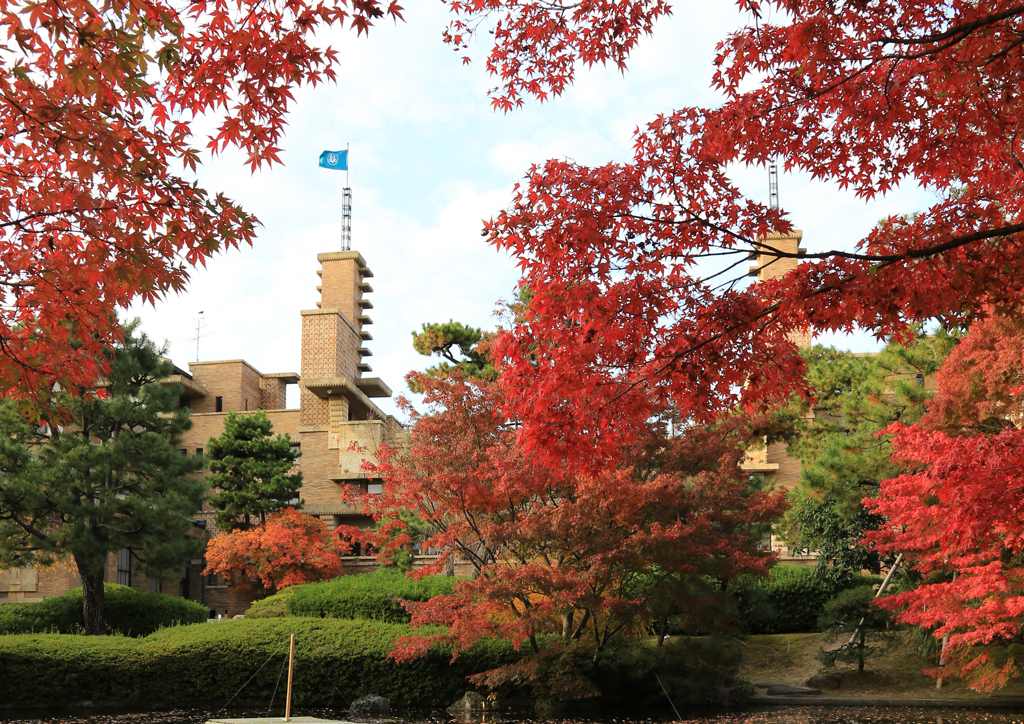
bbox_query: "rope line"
[655,672,683,722]
[216,639,290,715]
[302,653,352,706]
[267,651,289,715]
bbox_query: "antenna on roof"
[768,160,780,210]
[189,311,209,361]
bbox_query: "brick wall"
[260,378,288,409]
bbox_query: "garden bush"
[732,564,881,634]
[284,569,461,623]
[245,587,296,618]
[0,583,208,636]
[0,617,517,708]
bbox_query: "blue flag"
[319,150,348,171]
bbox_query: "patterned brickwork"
[317,251,365,328]
[259,377,288,409]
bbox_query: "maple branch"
[877,6,1024,45]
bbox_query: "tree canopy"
[0,322,205,634]
[207,410,302,532]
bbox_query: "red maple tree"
[204,508,347,592]
[863,312,1024,690]
[448,1,1024,464]
[439,0,1024,687]
[342,368,785,689]
[0,0,401,402]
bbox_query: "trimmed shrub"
[0,617,517,709]
[245,587,296,618]
[733,564,881,634]
[0,583,208,636]
[286,569,460,623]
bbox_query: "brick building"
[0,249,405,616]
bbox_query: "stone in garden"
[350,694,391,716]
[805,675,841,690]
[232,614,244,620]
[447,691,486,715]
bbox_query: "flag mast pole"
[341,143,352,252]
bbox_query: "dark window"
[915,373,925,387]
[206,571,220,586]
[195,448,203,458]
[149,577,160,593]
[215,396,223,412]
[116,548,132,587]
[245,399,248,411]
[178,448,187,456]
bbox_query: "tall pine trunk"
[76,556,106,636]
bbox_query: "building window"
[150,577,160,593]
[290,442,300,456]
[215,396,223,412]
[367,482,383,495]
[116,548,132,587]
[915,373,925,387]
[206,571,220,587]
[195,448,203,459]
[178,448,187,456]
[245,399,248,411]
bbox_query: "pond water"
[1,707,1023,724]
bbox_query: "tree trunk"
[858,629,866,673]
[76,557,106,636]
[656,614,669,647]
[561,611,574,639]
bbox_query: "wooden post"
[284,633,296,722]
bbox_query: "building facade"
[0,248,405,616]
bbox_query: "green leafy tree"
[207,411,302,532]
[0,322,205,635]
[786,331,956,584]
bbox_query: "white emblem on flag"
[327,153,339,166]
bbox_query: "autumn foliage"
[0,0,401,402]
[343,366,785,688]
[862,312,1024,690]
[440,0,1024,689]
[204,508,347,592]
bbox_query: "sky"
[128,0,936,418]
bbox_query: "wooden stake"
[284,633,295,722]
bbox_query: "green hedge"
[0,617,516,708]
[282,569,461,623]
[0,584,208,636]
[733,564,881,634]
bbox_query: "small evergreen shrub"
[286,569,460,623]
[0,583,208,636]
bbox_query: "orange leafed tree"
[205,508,347,592]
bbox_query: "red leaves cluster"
[467,0,1024,465]
[345,370,785,667]
[204,508,347,592]
[0,0,401,403]
[863,313,1024,690]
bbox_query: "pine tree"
[0,321,205,635]
[207,411,302,531]
[786,331,956,584]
